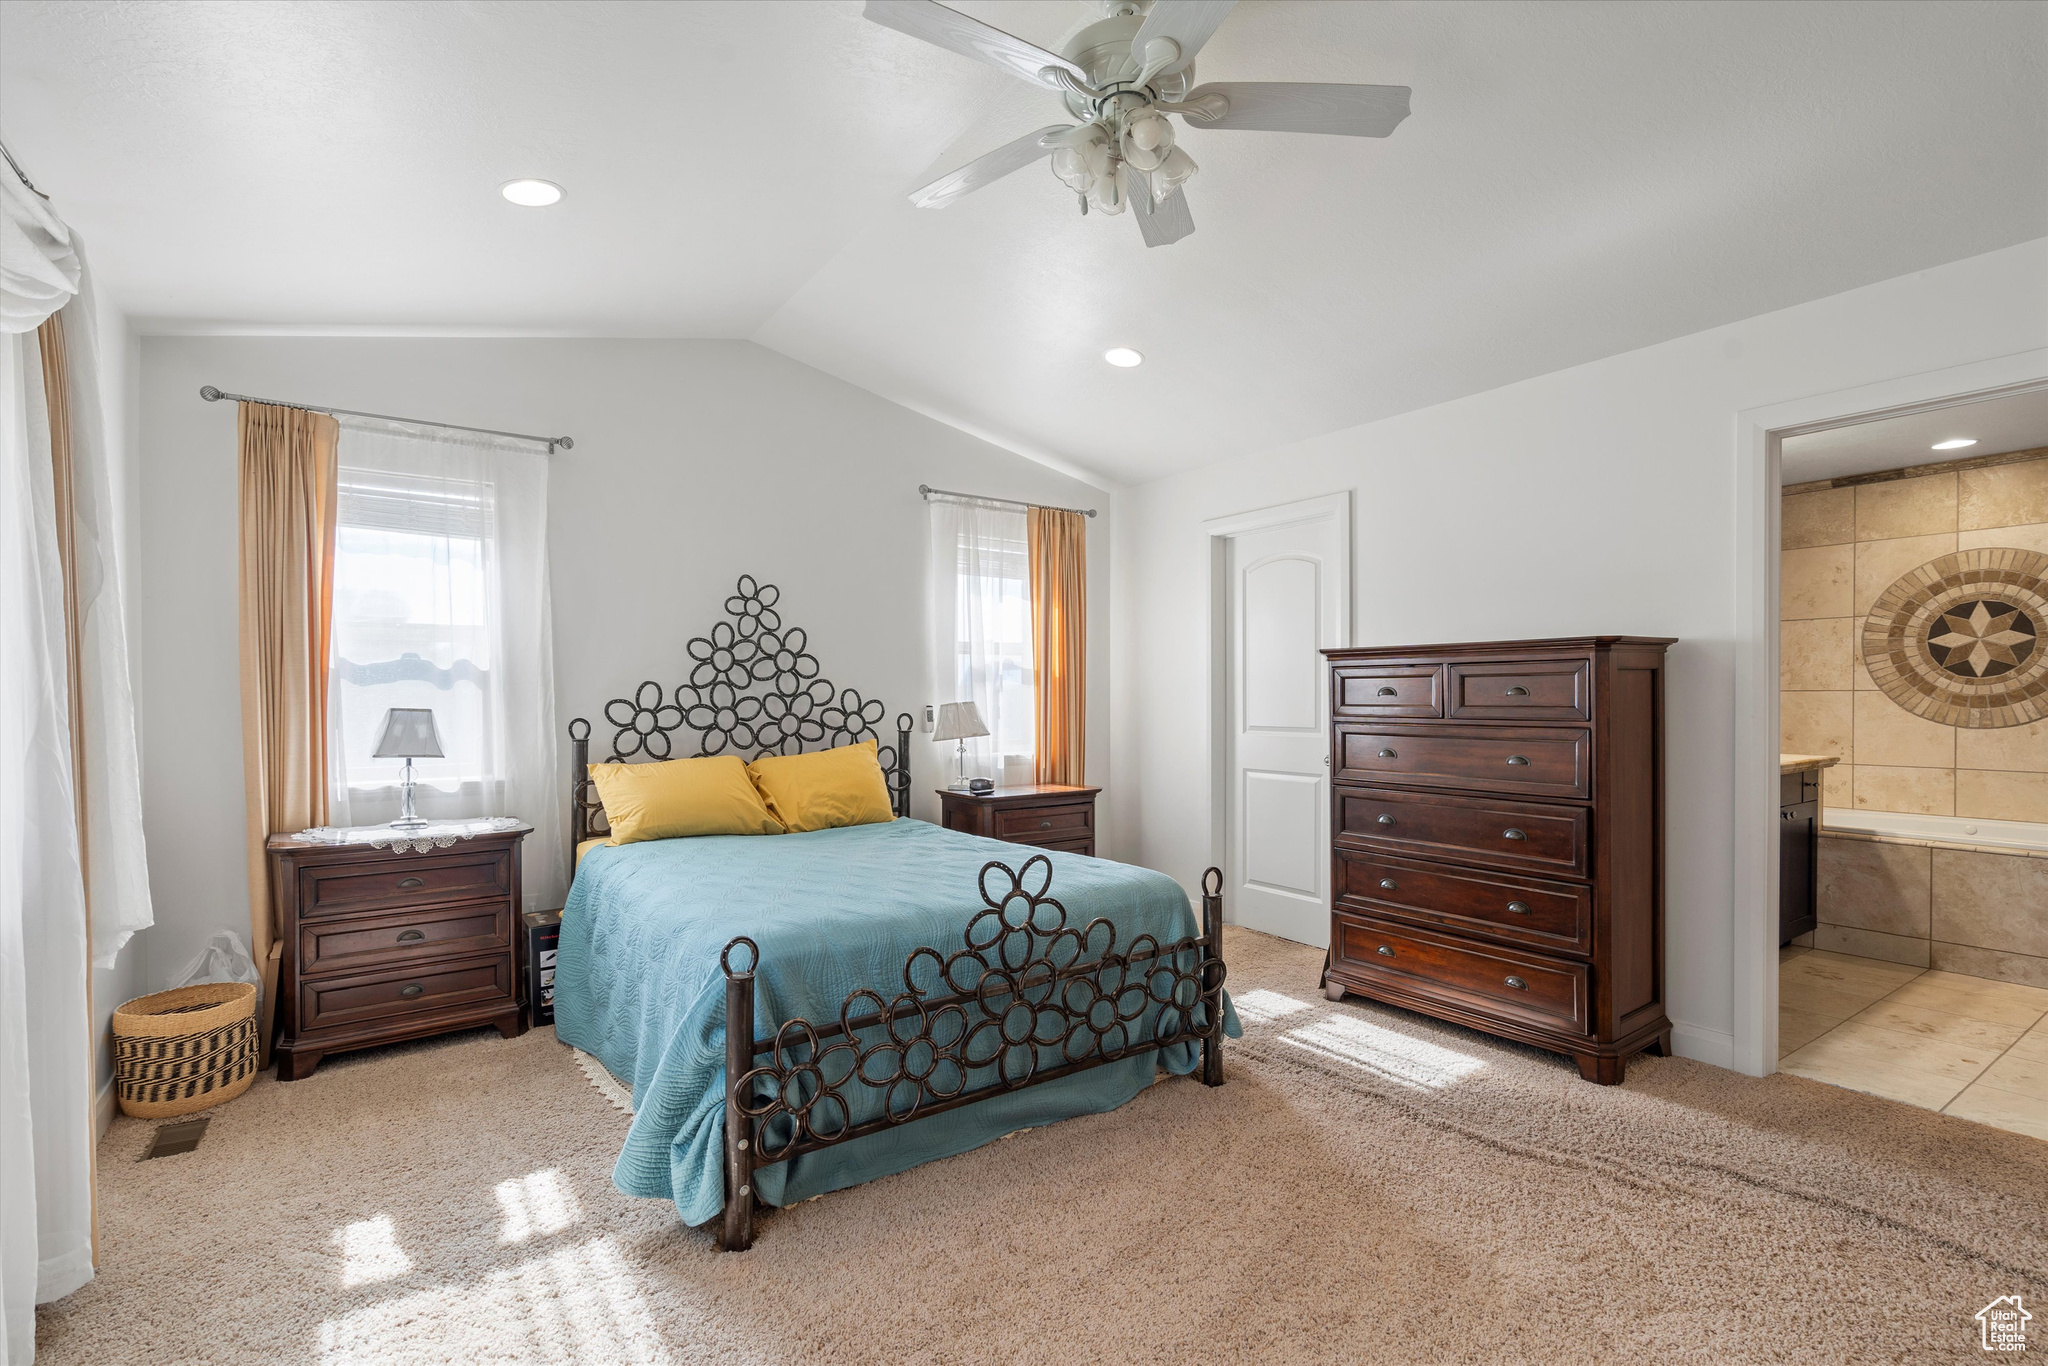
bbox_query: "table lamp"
[373,707,443,830]
[931,701,989,792]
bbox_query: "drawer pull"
[1506,900,1530,915]
[398,876,426,889]
[1375,686,1397,696]
[1502,828,1526,841]
[1506,686,1529,696]
[396,929,426,943]
[1505,755,1529,766]
[1378,878,1397,891]
[1503,975,1528,990]
[399,983,424,998]
[1377,748,1397,759]
[1377,945,1395,957]
[1039,820,1052,829]
[1377,814,1396,826]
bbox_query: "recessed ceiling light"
[500,179,563,207]
[1930,438,1977,450]
[1103,347,1143,368]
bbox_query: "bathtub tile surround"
[1777,951,2048,1139]
[1781,449,2048,821]
[1813,833,2048,986]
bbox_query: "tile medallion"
[1861,547,2048,727]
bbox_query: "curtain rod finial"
[555,436,574,452]
[199,386,222,402]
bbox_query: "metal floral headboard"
[568,576,913,856]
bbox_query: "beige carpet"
[37,928,2048,1365]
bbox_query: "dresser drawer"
[1332,912,1589,1036]
[299,900,512,978]
[1335,724,1589,800]
[994,804,1093,839]
[302,851,510,917]
[1335,850,1592,954]
[298,954,514,1034]
[1335,787,1589,878]
[1446,659,1591,721]
[1332,665,1443,718]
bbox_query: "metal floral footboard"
[716,858,1228,1251]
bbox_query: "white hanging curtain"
[928,498,1036,785]
[325,419,564,909]
[1,144,152,1362]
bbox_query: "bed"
[552,577,1234,1250]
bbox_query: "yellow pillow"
[745,740,895,834]
[589,755,784,844]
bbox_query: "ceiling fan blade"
[1131,1,1237,78]
[909,125,1072,209]
[1183,82,1412,137]
[863,1,1087,92]
[1130,174,1196,247]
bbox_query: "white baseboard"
[95,1077,115,1139]
[1669,1021,1734,1070]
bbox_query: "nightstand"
[937,784,1100,856]
[265,820,531,1080]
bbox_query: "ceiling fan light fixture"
[500,178,564,207]
[1931,438,1978,450]
[1104,347,1144,368]
[1150,144,1198,199]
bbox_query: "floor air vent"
[141,1117,210,1160]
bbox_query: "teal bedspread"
[552,818,1237,1226]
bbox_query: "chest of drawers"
[266,824,531,1080]
[1322,638,1673,1083]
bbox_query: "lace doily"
[289,816,527,853]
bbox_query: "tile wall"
[1781,452,2048,820]
[1815,832,2048,985]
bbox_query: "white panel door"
[1225,512,1346,946]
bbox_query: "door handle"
[396,929,426,943]
[1505,686,1529,696]
[398,876,426,889]
[1376,686,1397,696]
[1502,828,1526,841]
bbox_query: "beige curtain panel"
[1027,506,1087,786]
[237,402,339,989]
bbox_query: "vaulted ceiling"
[4,0,2043,485]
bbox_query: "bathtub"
[1822,807,2048,854]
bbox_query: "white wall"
[136,338,1111,985]
[1110,238,2048,1067]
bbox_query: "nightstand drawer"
[303,851,510,916]
[1033,836,1095,857]
[995,805,1092,839]
[298,954,514,1033]
[299,900,512,978]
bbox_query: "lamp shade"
[931,701,989,743]
[371,707,444,759]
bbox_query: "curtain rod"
[918,484,1096,518]
[198,386,573,454]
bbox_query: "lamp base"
[946,780,975,792]
[389,817,431,831]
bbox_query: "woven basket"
[112,982,260,1119]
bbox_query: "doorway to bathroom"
[1769,385,2048,1140]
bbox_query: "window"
[928,500,1034,782]
[329,467,496,794]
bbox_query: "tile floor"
[1778,945,2048,1140]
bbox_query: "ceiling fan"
[863,0,1412,246]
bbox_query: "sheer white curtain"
[928,498,1035,784]
[325,419,564,908]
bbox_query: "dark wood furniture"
[936,784,1100,856]
[1779,767,1822,946]
[1321,637,1674,1084]
[266,823,531,1080]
